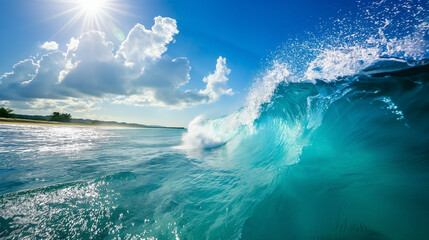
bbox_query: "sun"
[47,0,128,41]
[79,0,105,16]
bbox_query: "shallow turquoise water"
[0,126,191,239]
[0,126,185,195]
[1,65,429,240]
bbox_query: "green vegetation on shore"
[1,108,72,122]
[50,112,72,122]
[0,107,13,118]
[0,107,184,129]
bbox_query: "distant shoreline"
[0,117,185,129]
[0,117,124,128]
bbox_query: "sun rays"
[47,0,128,41]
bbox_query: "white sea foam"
[176,116,223,149]
[304,46,381,82]
[179,61,291,149]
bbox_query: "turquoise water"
[1,0,429,239]
[1,62,429,239]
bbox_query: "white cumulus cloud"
[0,16,233,110]
[117,16,179,67]
[40,41,59,51]
[199,56,233,102]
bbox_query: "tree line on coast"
[0,107,185,129]
[0,107,71,122]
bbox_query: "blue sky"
[0,0,354,126]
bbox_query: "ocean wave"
[179,0,428,151]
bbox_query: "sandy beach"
[0,117,97,127]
